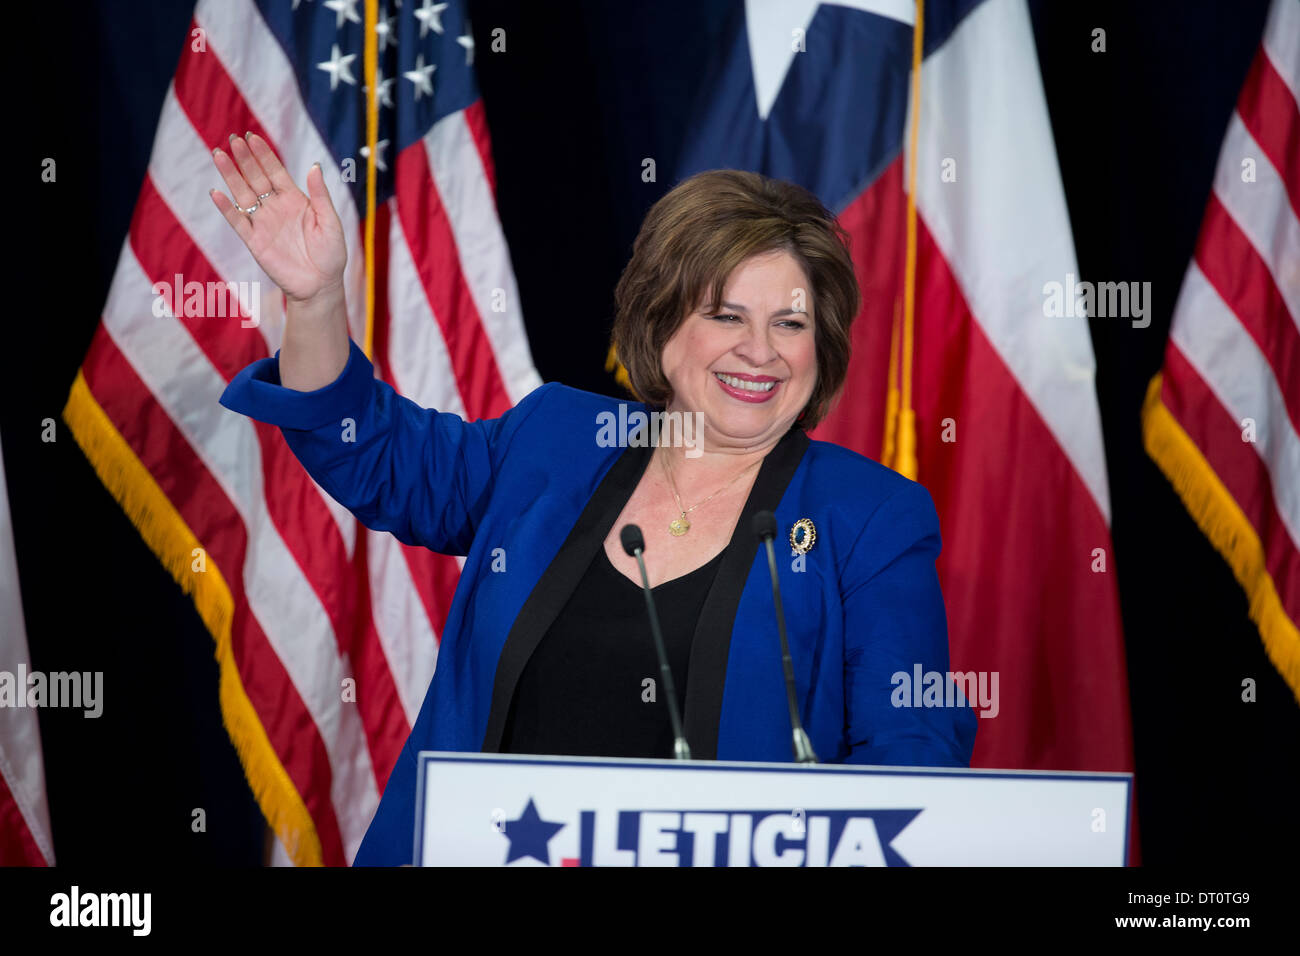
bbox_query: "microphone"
[752,510,818,764]
[620,524,692,760]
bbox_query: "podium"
[414,752,1132,866]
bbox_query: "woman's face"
[660,249,817,452]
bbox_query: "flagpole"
[362,0,379,360]
[894,0,924,481]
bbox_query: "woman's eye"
[709,313,742,322]
[779,319,807,330]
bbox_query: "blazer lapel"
[683,426,810,758]
[479,423,811,757]
[480,439,654,751]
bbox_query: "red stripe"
[810,158,905,460]
[0,770,48,865]
[1238,44,1300,219]
[1194,192,1300,434]
[1160,345,1300,619]
[394,139,512,420]
[372,199,463,641]
[80,325,349,865]
[174,18,267,159]
[463,101,498,202]
[371,200,397,387]
[397,543,461,640]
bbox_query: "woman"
[211,134,976,866]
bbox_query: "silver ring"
[257,190,272,200]
[237,199,261,215]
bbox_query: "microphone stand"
[621,524,692,760]
[754,511,818,764]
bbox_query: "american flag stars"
[403,54,436,100]
[414,1,449,39]
[317,43,357,90]
[323,0,362,30]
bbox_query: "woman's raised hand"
[210,133,347,304]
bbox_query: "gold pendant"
[669,515,691,536]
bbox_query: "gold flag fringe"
[605,342,635,395]
[62,370,324,865]
[1142,373,1300,705]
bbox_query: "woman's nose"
[735,319,778,366]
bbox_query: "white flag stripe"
[0,443,54,865]
[385,203,469,417]
[366,528,439,726]
[422,114,544,405]
[1213,114,1300,334]
[148,88,359,558]
[103,246,380,854]
[1170,263,1300,551]
[1263,0,1300,106]
[910,0,1111,522]
[196,0,368,345]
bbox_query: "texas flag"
[676,0,1135,853]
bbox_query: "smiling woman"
[213,146,976,866]
[613,169,858,434]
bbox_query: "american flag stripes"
[60,0,539,865]
[1144,0,1300,703]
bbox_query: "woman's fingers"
[209,188,254,244]
[212,145,259,209]
[245,132,298,195]
[304,162,337,219]
[228,134,274,198]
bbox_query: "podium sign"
[414,752,1132,866]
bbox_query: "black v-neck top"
[500,544,726,759]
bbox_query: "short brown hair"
[611,169,860,430]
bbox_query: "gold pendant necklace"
[659,449,760,536]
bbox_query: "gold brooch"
[789,518,816,556]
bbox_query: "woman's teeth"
[714,372,776,392]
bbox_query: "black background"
[4,0,1297,866]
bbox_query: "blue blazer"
[221,339,977,865]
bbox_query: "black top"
[480,426,809,760]
[500,544,726,758]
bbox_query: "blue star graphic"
[501,797,566,865]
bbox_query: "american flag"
[60,0,539,865]
[1144,0,1300,703]
[676,0,1136,845]
[0,440,54,866]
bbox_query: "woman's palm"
[209,133,347,302]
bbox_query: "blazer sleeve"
[218,338,550,556]
[839,481,978,767]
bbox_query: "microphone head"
[752,510,778,541]
[620,523,645,556]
